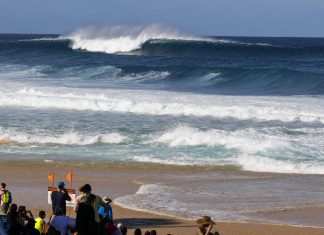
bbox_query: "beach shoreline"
[1,160,324,234]
[113,205,324,235]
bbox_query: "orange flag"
[48,171,54,185]
[66,171,73,183]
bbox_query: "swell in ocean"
[1,24,324,95]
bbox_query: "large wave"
[55,24,324,56]
[2,26,324,58]
[61,24,207,54]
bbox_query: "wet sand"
[1,160,324,235]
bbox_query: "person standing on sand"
[98,196,113,223]
[74,185,86,212]
[75,194,96,235]
[78,184,107,235]
[196,216,219,235]
[51,182,71,216]
[0,183,12,214]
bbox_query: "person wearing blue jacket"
[98,196,113,223]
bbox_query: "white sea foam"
[0,63,171,84]
[59,24,276,54]
[141,125,324,174]
[121,71,170,81]
[61,24,207,53]
[114,174,324,225]
[0,129,126,145]
[0,64,48,79]
[57,65,122,79]
[114,183,232,220]
[149,125,287,152]
[202,72,221,79]
[1,84,323,124]
[131,155,212,166]
[141,126,324,174]
[190,72,222,85]
[130,154,324,174]
[114,184,195,219]
[236,154,324,174]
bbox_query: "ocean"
[1,24,324,225]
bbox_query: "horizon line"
[0,32,324,39]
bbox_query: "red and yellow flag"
[48,171,55,185]
[66,171,73,183]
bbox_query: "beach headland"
[1,160,324,235]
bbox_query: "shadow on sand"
[115,218,190,229]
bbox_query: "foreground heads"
[0,181,220,235]
[196,216,219,235]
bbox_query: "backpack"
[2,190,12,204]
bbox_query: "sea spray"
[62,24,203,53]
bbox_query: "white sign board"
[48,187,76,207]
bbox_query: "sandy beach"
[1,160,324,235]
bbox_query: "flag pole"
[67,170,73,217]
[70,170,73,189]
[52,171,55,188]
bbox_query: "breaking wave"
[61,24,206,54]
[0,129,127,145]
[1,85,324,123]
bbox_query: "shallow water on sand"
[113,164,324,226]
[2,160,324,226]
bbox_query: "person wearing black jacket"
[75,194,96,235]
[51,182,71,216]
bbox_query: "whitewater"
[1,86,324,123]
[61,24,209,53]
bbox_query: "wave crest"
[149,125,286,151]
[0,130,127,145]
[1,86,324,123]
[62,24,204,53]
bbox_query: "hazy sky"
[1,0,323,37]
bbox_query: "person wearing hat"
[98,196,113,223]
[196,216,217,235]
[51,182,71,216]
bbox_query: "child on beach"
[35,210,46,235]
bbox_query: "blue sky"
[1,0,323,37]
